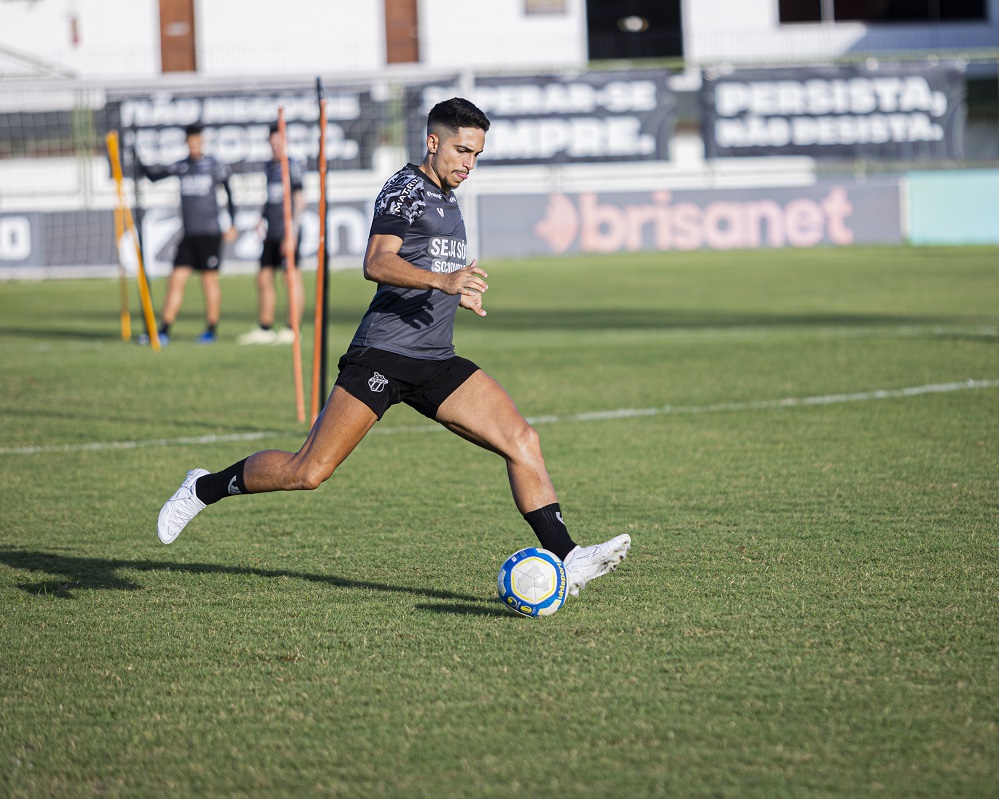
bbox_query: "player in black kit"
[238,123,306,345]
[138,123,237,345]
[156,98,630,598]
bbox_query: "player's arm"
[139,159,179,182]
[291,188,306,236]
[220,174,238,242]
[363,234,488,299]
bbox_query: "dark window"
[779,0,986,23]
[779,0,821,23]
[586,0,683,60]
[939,0,988,20]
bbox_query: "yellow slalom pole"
[106,130,159,352]
[278,109,306,423]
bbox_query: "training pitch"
[1,246,997,798]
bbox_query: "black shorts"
[175,234,222,272]
[260,236,302,269]
[334,346,480,420]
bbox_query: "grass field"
[1,246,997,798]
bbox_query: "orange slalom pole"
[106,130,159,352]
[112,200,132,341]
[310,98,328,425]
[278,109,306,423]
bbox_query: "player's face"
[426,126,485,191]
[270,132,284,158]
[187,133,204,159]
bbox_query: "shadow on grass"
[0,547,502,612]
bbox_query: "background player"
[156,98,630,598]
[138,123,237,345]
[238,123,306,345]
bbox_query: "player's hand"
[459,289,486,317]
[223,226,238,243]
[441,260,488,298]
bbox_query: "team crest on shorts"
[368,371,389,392]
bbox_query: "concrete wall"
[682,0,999,65]
[0,0,586,81]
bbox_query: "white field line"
[2,378,997,457]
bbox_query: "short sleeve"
[369,174,425,238]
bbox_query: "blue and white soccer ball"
[497,547,567,618]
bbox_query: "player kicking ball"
[157,98,630,598]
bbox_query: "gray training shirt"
[262,157,304,242]
[141,155,234,236]
[350,164,470,360]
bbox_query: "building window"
[587,0,683,60]
[779,0,987,23]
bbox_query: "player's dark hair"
[427,97,490,137]
[185,123,205,137]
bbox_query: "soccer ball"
[497,547,567,618]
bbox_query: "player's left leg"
[436,370,630,594]
[199,270,221,342]
[435,370,555,513]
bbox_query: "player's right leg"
[239,265,279,344]
[157,387,378,544]
[160,265,192,328]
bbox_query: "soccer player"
[238,123,306,345]
[138,123,237,345]
[156,98,630,597]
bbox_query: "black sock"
[205,323,217,335]
[195,459,248,505]
[260,324,272,331]
[523,503,577,560]
[158,322,171,336]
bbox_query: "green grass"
[1,246,997,798]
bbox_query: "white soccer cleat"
[563,533,631,597]
[237,327,278,345]
[157,468,209,544]
[274,328,297,344]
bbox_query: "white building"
[1,0,995,81]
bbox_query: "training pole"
[111,196,131,341]
[106,130,159,351]
[278,108,307,423]
[310,86,329,425]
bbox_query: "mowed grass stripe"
[2,377,996,456]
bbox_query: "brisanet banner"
[404,70,676,165]
[478,181,902,258]
[104,88,377,173]
[701,64,965,160]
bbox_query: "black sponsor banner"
[702,64,965,160]
[404,70,676,165]
[104,89,377,173]
[479,181,902,258]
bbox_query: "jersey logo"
[437,207,444,217]
[368,372,389,393]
